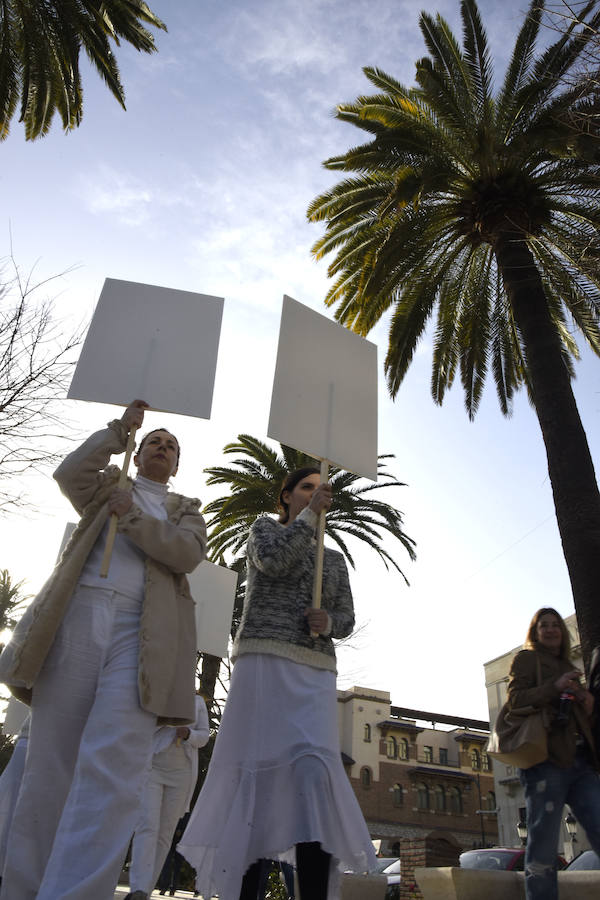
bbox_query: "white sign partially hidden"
[189,561,238,658]
[268,296,378,480]
[68,278,224,418]
[57,523,77,562]
[3,697,29,735]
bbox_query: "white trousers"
[0,737,27,874]
[0,585,156,900]
[130,743,192,894]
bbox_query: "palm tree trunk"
[494,231,600,665]
[199,652,222,719]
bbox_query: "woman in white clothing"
[127,694,210,900]
[0,400,206,900]
[0,714,30,880]
[179,467,376,900]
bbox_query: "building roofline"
[390,706,489,731]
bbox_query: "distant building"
[484,614,588,857]
[336,686,498,854]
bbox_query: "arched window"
[470,748,480,770]
[399,738,409,760]
[417,782,429,810]
[482,751,490,771]
[360,767,372,788]
[448,786,463,814]
[393,783,403,807]
[484,791,496,811]
[434,784,446,812]
[364,724,371,743]
[387,736,397,759]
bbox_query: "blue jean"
[520,750,600,900]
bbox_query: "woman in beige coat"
[0,400,207,900]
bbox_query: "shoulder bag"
[487,654,548,769]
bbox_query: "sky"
[0,0,598,722]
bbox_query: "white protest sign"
[189,561,238,658]
[268,296,378,481]
[68,278,224,418]
[57,523,77,562]
[3,697,29,735]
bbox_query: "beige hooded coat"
[0,420,207,725]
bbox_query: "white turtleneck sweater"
[79,474,169,601]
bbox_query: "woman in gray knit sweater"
[179,467,376,900]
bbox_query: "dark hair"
[524,607,571,660]
[278,466,320,523]
[137,428,181,464]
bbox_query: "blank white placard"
[57,523,77,562]
[268,296,378,480]
[189,561,238,658]
[3,697,29,735]
[68,278,224,418]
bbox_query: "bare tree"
[0,254,82,510]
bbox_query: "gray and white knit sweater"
[231,507,355,672]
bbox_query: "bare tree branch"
[0,253,84,511]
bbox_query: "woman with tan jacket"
[0,400,207,900]
[508,607,600,900]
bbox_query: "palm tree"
[198,434,416,705]
[0,569,29,634]
[307,0,600,662]
[0,1,166,140]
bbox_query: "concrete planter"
[415,866,600,900]
[341,872,388,900]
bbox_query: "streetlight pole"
[474,773,486,848]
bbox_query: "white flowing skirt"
[178,653,375,900]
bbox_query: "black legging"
[239,842,331,900]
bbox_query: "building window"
[470,748,480,770]
[360,767,372,788]
[399,738,409,760]
[364,724,371,743]
[423,745,433,763]
[393,783,403,807]
[387,736,397,759]
[481,751,490,771]
[417,782,429,810]
[449,786,463,814]
[484,791,496,811]
[434,784,446,812]
[439,747,448,765]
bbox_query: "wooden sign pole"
[100,425,138,578]
[310,458,330,636]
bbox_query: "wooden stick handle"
[99,425,138,578]
[311,459,329,636]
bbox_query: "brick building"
[337,686,498,855]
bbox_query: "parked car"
[346,857,401,898]
[460,848,527,870]
[564,850,600,870]
[381,858,401,899]
[460,847,567,871]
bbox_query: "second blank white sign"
[268,296,378,481]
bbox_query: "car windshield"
[567,851,600,870]
[374,858,398,873]
[383,860,401,875]
[460,850,518,870]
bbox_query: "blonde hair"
[524,607,571,660]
